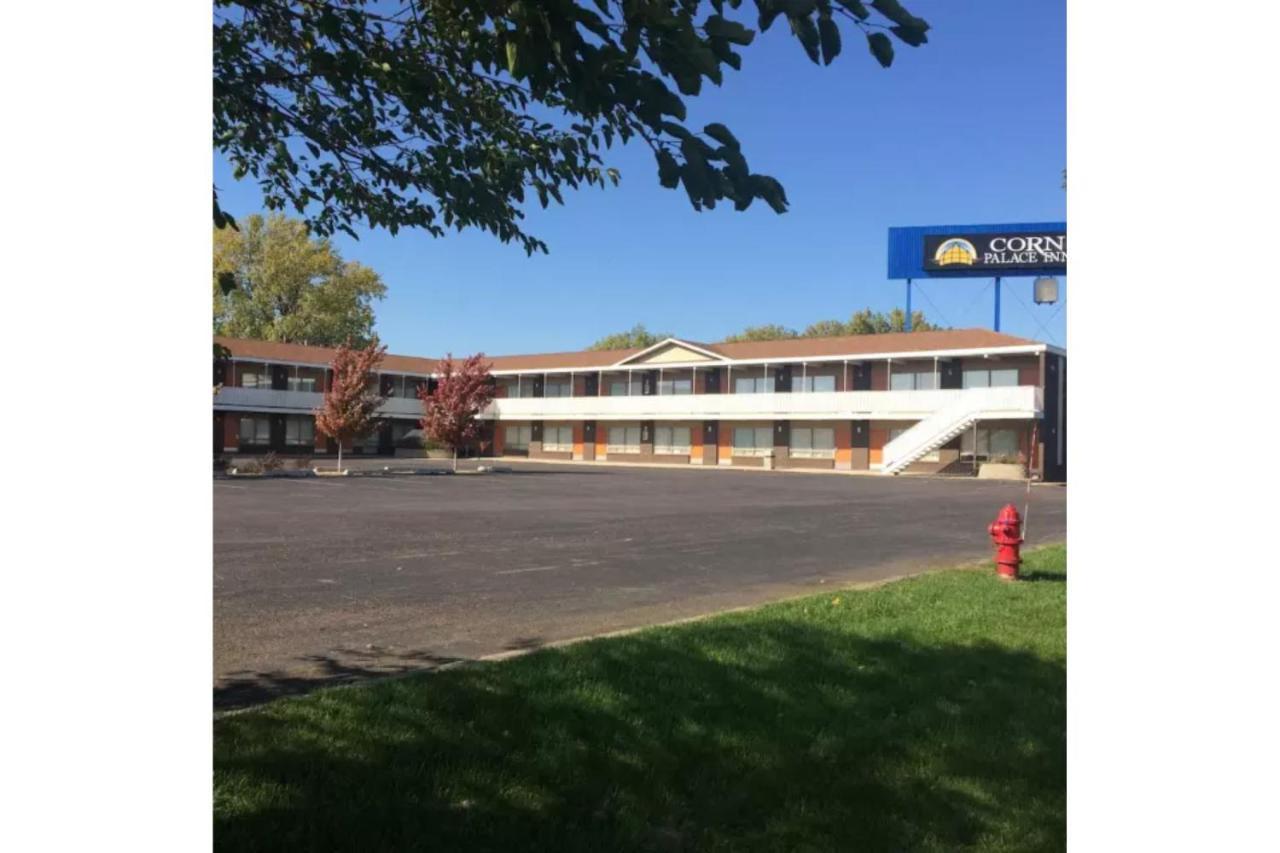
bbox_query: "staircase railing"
[880,386,1041,475]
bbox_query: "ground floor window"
[355,428,381,453]
[654,425,691,454]
[238,415,270,447]
[506,425,532,450]
[732,426,773,456]
[391,420,419,448]
[888,426,939,463]
[790,426,835,458]
[543,424,573,452]
[284,415,314,447]
[607,425,641,453]
[960,427,1021,461]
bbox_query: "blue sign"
[888,222,1067,279]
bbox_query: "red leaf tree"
[314,338,388,470]
[419,353,496,471]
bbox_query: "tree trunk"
[453,446,458,473]
[337,442,343,472]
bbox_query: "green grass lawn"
[215,545,1066,852]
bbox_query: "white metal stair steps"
[880,392,994,475]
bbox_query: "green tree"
[802,318,848,337]
[214,1,930,253]
[722,323,799,343]
[214,213,387,346]
[589,324,672,351]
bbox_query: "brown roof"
[214,336,439,375]
[215,328,1044,376]
[702,328,1040,361]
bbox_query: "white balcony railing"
[213,384,1042,423]
[483,386,1042,422]
[213,386,423,417]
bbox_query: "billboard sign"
[887,222,1067,279]
[923,230,1066,273]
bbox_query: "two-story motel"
[213,328,1066,480]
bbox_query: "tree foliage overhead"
[214,0,931,253]
[720,308,941,342]
[214,212,387,346]
[588,323,672,351]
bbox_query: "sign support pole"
[993,276,1002,331]
[905,278,913,331]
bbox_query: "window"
[517,380,538,398]
[888,426,939,463]
[238,366,272,389]
[608,380,630,397]
[657,378,692,395]
[285,416,314,447]
[654,425,691,454]
[963,367,1019,388]
[792,375,837,393]
[287,374,318,393]
[732,426,774,456]
[544,380,572,398]
[734,375,771,394]
[391,421,419,448]
[543,424,573,452]
[505,425,532,450]
[607,425,642,453]
[356,429,381,452]
[890,370,938,391]
[790,427,835,459]
[960,427,1021,461]
[238,416,271,446]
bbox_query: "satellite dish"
[1033,276,1059,305]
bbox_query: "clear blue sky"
[213,0,1065,358]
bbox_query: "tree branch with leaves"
[214,0,931,253]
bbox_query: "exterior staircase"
[879,387,1039,475]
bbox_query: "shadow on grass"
[215,647,463,710]
[215,621,1065,852]
[1019,571,1067,584]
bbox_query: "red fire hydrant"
[988,504,1023,581]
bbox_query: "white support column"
[628,368,633,396]
[517,374,522,397]
[886,358,892,389]
[658,366,664,396]
[801,362,807,393]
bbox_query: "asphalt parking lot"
[214,462,1066,708]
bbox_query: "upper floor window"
[609,380,632,396]
[654,426,691,454]
[658,378,692,395]
[544,379,572,398]
[962,367,1019,388]
[238,366,272,389]
[791,375,837,393]
[734,376,771,394]
[287,376,317,393]
[890,370,938,391]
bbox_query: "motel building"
[213,328,1066,480]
